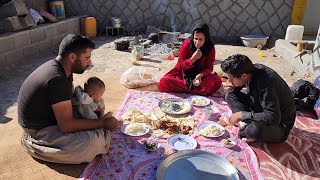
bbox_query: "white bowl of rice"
[121,123,150,136]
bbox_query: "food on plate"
[124,123,149,136]
[221,139,232,145]
[121,109,151,123]
[151,120,192,135]
[200,124,222,136]
[218,117,229,126]
[221,138,235,147]
[144,141,159,151]
[191,97,208,106]
[160,100,191,114]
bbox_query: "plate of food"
[158,98,192,115]
[197,122,225,138]
[167,134,197,151]
[221,138,236,148]
[188,95,211,106]
[121,123,150,136]
[144,141,160,151]
[150,114,195,139]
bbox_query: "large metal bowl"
[241,35,269,48]
[156,149,239,180]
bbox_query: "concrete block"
[0,16,23,34]
[19,13,36,28]
[67,17,80,32]
[0,0,29,20]
[39,39,53,52]
[30,27,46,43]
[0,55,6,67]
[0,36,15,54]
[52,33,68,49]
[4,48,24,65]
[13,30,31,49]
[23,43,39,58]
[58,21,69,34]
[45,24,58,38]
[73,29,80,35]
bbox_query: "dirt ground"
[0,36,313,179]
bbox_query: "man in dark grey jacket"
[221,54,296,143]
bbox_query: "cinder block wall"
[64,0,294,40]
[0,17,80,68]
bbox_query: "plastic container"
[241,35,269,48]
[80,17,97,38]
[285,25,304,41]
[132,45,144,60]
[49,1,65,19]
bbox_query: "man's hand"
[222,81,235,92]
[191,49,202,62]
[101,115,123,131]
[193,73,203,87]
[229,112,242,126]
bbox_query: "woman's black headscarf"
[184,23,215,90]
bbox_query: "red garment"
[158,40,222,96]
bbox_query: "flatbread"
[121,109,151,123]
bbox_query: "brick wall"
[0,16,80,67]
[64,0,294,40]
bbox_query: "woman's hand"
[191,49,202,63]
[193,73,203,86]
[222,81,235,92]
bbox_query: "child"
[72,77,105,119]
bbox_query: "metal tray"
[158,98,191,115]
[156,150,239,180]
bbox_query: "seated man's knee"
[245,123,263,139]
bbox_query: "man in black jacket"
[221,54,296,143]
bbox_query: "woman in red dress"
[158,23,222,96]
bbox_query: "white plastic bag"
[120,66,158,88]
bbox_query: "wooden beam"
[291,0,308,25]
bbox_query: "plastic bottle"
[204,107,212,121]
[132,46,138,61]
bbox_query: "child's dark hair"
[221,54,255,78]
[84,77,105,95]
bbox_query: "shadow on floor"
[33,157,87,178]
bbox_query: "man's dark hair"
[58,34,95,58]
[221,54,255,78]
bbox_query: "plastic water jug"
[285,25,304,41]
[80,17,97,38]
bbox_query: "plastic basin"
[240,35,269,48]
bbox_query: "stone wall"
[0,17,80,67]
[64,0,294,40]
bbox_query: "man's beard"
[72,58,86,74]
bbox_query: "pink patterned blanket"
[80,91,263,180]
[251,112,320,179]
